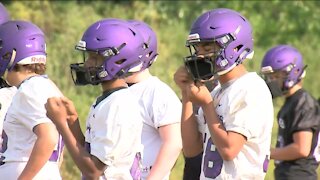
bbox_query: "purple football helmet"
[0,3,10,25]
[184,8,254,81]
[261,45,306,97]
[127,20,158,71]
[0,20,46,76]
[71,18,146,85]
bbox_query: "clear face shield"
[184,34,235,82]
[261,65,293,98]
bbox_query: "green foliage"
[4,0,320,179]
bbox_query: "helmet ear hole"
[115,59,126,65]
[235,45,243,52]
[147,51,153,57]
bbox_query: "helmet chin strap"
[7,49,17,70]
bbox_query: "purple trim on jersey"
[0,156,4,166]
[49,151,59,162]
[49,135,64,162]
[85,142,91,153]
[263,155,269,172]
[130,152,142,180]
[0,130,8,153]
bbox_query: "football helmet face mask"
[261,45,306,98]
[184,8,254,82]
[71,18,146,85]
[127,20,158,71]
[0,20,46,77]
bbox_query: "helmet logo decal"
[18,55,46,65]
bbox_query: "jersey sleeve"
[152,85,182,128]
[15,78,61,131]
[291,93,320,132]
[223,88,267,140]
[223,89,251,139]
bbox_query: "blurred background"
[2,0,320,179]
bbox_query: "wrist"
[181,90,190,102]
[199,97,213,107]
[67,117,79,125]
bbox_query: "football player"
[125,20,182,180]
[174,8,274,179]
[0,20,64,179]
[45,18,145,179]
[261,45,320,180]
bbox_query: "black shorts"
[183,152,203,180]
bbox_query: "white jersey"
[85,88,143,180]
[128,76,182,179]
[197,72,274,180]
[0,75,63,179]
[0,87,17,150]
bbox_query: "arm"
[271,131,313,160]
[18,123,59,180]
[147,123,182,180]
[189,84,246,161]
[174,66,203,157]
[45,97,106,179]
[180,93,203,157]
[61,97,85,145]
[201,100,246,161]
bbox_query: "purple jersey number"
[203,137,223,178]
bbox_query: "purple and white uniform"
[197,73,274,180]
[0,76,63,180]
[85,88,143,180]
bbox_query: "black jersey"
[274,89,320,180]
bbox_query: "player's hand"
[174,66,212,104]
[60,96,78,125]
[45,97,68,127]
[188,82,213,106]
[174,66,193,93]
